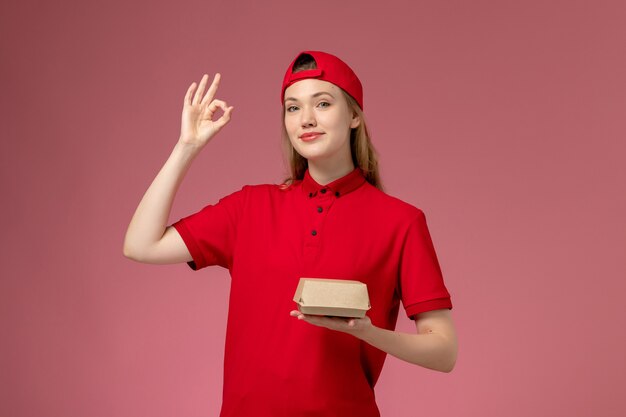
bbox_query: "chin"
[292,145,324,161]
[296,152,322,162]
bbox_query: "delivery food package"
[293,278,371,318]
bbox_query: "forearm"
[358,325,457,373]
[123,140,200,258]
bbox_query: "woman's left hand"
[289,310,373,338]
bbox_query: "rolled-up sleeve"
[170,186,248,271]
[398,210,453,319]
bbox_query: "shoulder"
[227,182,299,203]
[360,182,425,223]
[240,182,298,195]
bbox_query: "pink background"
[2,1,625,416]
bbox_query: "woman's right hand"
[179,73,234,149]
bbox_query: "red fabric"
[171,168,452,417]
[281,50,364,109]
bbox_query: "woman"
[123,50,458,417]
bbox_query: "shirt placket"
[302,187,337,272]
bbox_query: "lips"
[300,132,323,141]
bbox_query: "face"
[283,78,360,167]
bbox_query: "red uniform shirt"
[171,168,452,417]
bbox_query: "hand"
[179,73,234,148]
[289,310,373,338]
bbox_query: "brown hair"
[281,54,383,191]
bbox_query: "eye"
[286,105,298,112]
[318,101,330,108]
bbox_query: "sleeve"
[398,210,453,320]
[169,185,249,271]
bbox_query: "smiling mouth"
[300,133,323,141]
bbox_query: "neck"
[307,158,355,185]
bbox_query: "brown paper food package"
[293,278,371,318]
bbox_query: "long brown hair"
[281,54,383,191]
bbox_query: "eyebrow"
[284,91,335,104]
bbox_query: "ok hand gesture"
[179,73,234,149]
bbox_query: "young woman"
[123,50,458,417]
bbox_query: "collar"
[301,168,366,199]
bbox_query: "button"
[311,230,317,236]
[320,188,327,194]
[317,207,323,213]
[335,191,340,197]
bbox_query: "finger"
[204,99,230,121]
[305,315,328,325]
[290,311,306,320]
[192,74,209,105]
[317,316,350,327]
[201,73,221,107]
[184,82,197,106]
[206,99,228,113]
[216,106,234,125]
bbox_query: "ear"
[350,112,361,129]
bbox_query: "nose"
[300,105,316,127]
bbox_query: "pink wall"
[2,1,625,416]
